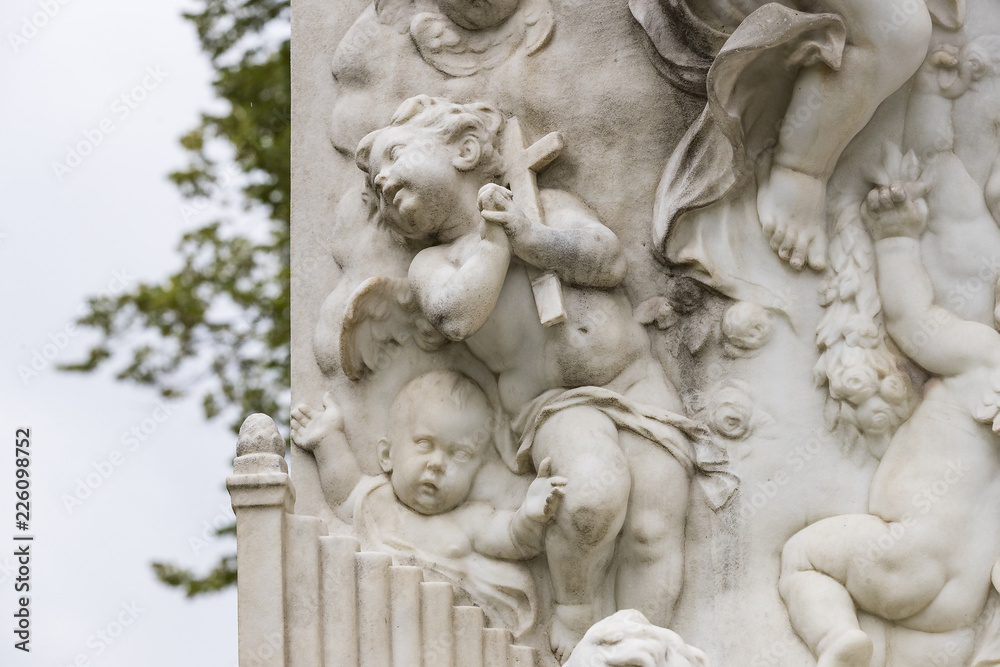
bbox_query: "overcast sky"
[0,0,253,664]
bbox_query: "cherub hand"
[478,183,531,240]
[860,181,929,242]
[522,457,567,524]
[290,392,345,452]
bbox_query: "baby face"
[382,392,490,515]
[367,125,468,242]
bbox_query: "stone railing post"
[228,414,294,667]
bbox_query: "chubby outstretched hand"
[522,457,568,524]
[290,391,345,452]
[478,183,531,240]
[860,180,929,242]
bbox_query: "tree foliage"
[63,0,291,595]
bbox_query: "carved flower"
[635,297,679,330]
[669,278,706,315]
[843,316,879,349]
[828,362,879,405]
[722,302,773,356]
[856,396,895,436]
[708,385,755,440]
[878,374,908,405]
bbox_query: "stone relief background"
[279,0,1000,664]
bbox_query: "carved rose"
[669,278,706,315]
[828,362,879,405]
[709,385,755,440]
[878,374,908,405]
[857,396,895,436]
[635,297,679,330]
[722,302,773,355]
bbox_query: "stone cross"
[500,117,567,327]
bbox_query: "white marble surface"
[275,0,1000,664]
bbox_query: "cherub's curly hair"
[355,95,504,245]
[355,96,505,242]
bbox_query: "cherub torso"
[463,260,648,415]
[369,483,476,560]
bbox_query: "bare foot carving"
[757,163,829,272]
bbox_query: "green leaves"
[64,1,291,436]
[64,0,291,598]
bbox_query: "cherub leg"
[532,406,631,663]
[758,0,932,271]
[780,514,947,666]
[615,429,690,629]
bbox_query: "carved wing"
[340,277,449,381]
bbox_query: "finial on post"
[234,414,288,475]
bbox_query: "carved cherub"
[648,0,965,273]
[902,39,1000,327]
[779,176,1000,666]
[349,95,736,660]
[291,371,566,636]
[753,0,938,271]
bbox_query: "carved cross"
[500,117,567,327]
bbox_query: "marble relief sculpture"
[343,95,737,659]
[226,0,1000,665]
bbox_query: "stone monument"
[227,0,1000,664]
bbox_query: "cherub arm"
[466,458,566,560]
[408,218,511,341]
[865,184,1000,376]
[291,392,364,523]
[479,184,627,288]
[903,47,962,157]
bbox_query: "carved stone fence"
[227,414,537,667]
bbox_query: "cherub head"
[378,370,495,514]
[436,0,521,30]
[356,95,504,245]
